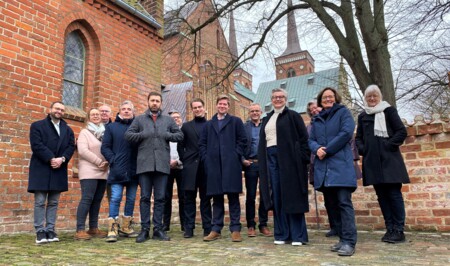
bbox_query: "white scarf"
[364,101,391,138]
[87,122,105,140]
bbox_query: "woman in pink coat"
[74,108,109,240]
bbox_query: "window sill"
[63,106,86,122]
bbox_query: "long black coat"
[28,115,75,193]
[199,114,247,196]
[178,118,205,191]
[355,107,410,186]
[258,107,310,214]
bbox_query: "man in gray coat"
[125,91,183,243]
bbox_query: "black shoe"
[153,230,170,241]
[203,229,211,237]
[381,229,394,242]
[181,225,185,232]
[337,244,355,256]
[162,225,170,232]
[35,231,48,244]
[46,231,59,242]
[386,230,405,243]
[183,229,194,238]
[330,242,342,252]
[325,229,338,237]
[136,230,150,243]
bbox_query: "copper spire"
[281,0,301,56]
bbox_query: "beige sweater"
[265,106,285,147]
[77,129,108,180]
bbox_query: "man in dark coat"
[199,95,247,242]
[242,103,272,237]
[177,98,212,238]
[28,101,75,244]
[125,91,183,243]
[101,100,139,242]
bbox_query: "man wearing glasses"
[99,105,112,125]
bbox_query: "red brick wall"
[0,0,162,234]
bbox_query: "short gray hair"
[271,88,288,98]
[365,85,383,100]
[120,100,135,112]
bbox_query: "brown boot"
[231,231,242,242]
[106,217,119,242]
[87,228,107,238]
[74,230,92,241]
[203,231,221,242]
[119,215,138,238]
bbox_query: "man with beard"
[28,101,75,244]
[125,91,183,243]
[178,98,212,238]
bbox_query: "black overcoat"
[199,114,247,196]
[355,107,410,186]
[28,115,75,192]
[258,107,310,214]
[178,119,203,191]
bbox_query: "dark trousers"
[139,172,167,231]
[163,169,185,229]
[323,192,337,231]
[184,168,212,232]
[244,163,268,229]
[324,187,357,247]
[373,183,405,232]
[267,146,308,242]
[76,179,107,231]
[211,193,241,233]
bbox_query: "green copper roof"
[234,81,256,101]
[254,67,342,114]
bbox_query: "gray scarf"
[364,101,391,138]
[87,122,105,140]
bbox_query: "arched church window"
[287,68,296,78]
[62,31,85,108]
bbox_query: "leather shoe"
[231,231,242,242]
[203,231,221,241]
[330,242,342,252]
[152,230,170,241]
[259,226,273,237]
[337,244,355,256]
[203,229,211,237]
[326,229,338,237]
[183,229,194,238]
[136,230,150,243]
[247,227,256,237]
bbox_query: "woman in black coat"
[355,84,410,244]
[258,88,310,246]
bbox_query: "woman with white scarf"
[75,108,109,240]
[355,85,410,244]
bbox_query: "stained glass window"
[62,31,85,108]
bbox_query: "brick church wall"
[0,0,162,234]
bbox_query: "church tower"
[275,0,314,80]
[229,10,253,90]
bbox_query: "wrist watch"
[61,156,66,163]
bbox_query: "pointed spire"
[281,0,301,56]
[229,10,239,60]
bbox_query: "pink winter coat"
[77,129,108,180]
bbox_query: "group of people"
[28,85,410,257]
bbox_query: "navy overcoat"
[199,114,247,196]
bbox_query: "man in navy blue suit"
[28,101,75,244]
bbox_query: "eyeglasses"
[271,96,285,100]
[322,95,335,100]
[100,110,111,113]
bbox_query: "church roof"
[254,67,341,114]
[164,2,200,37]
[115,0,161,29]
[234,81,256,101]
[161,81,193,122]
